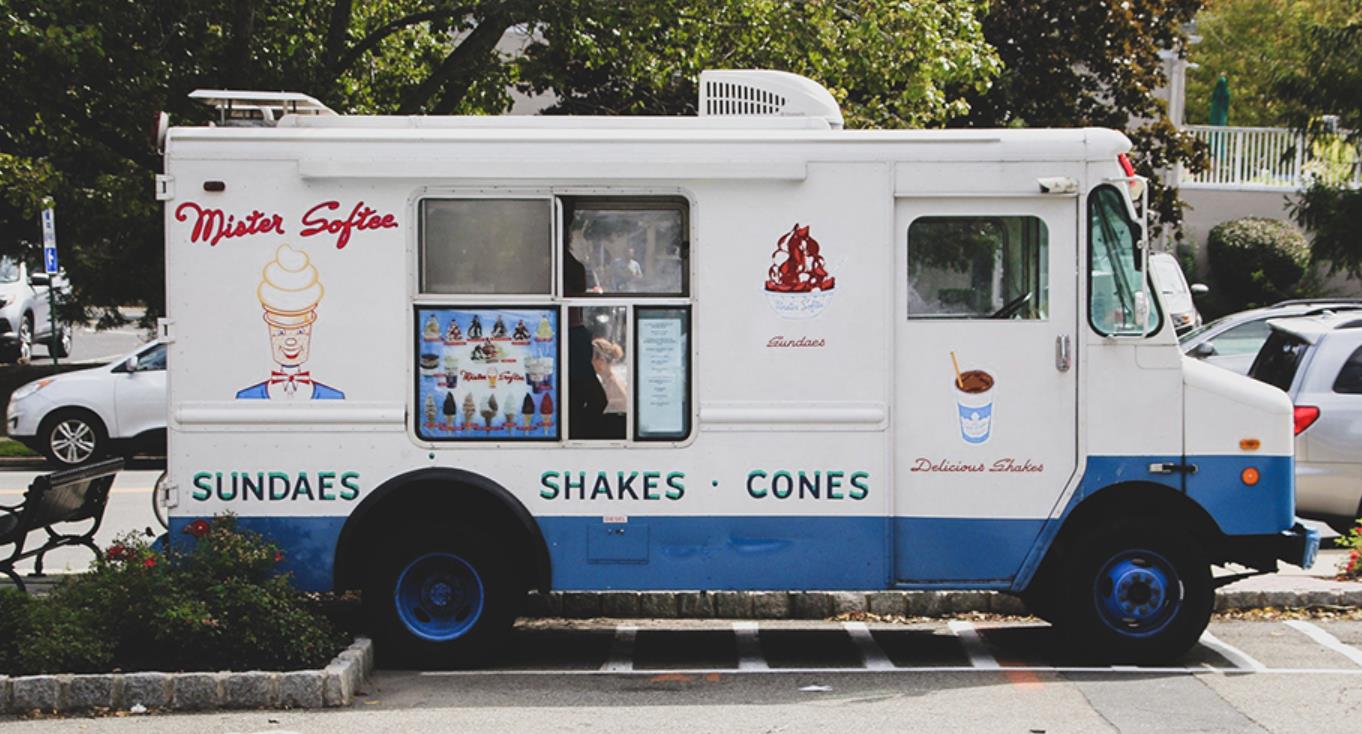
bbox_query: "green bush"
[1206,217,1312,310]
[0,516,343,675]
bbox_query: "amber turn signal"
[1239,438,1261,451]
[1241,467,1260,486]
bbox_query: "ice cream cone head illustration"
[259,244,324,367]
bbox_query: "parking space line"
[1199,630,1267,671]
[419,664,1362,677]
[842,621,895,671]
[947,620,1000,669]
[599,624,637,673]
[1284,620,1362,668]
[732,621,769,671]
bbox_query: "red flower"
[273,550,284,564]
[106,544,127,560]
[143,557,157,569]
[183,519,211,538]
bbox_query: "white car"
[6,341,166,466]
[1149,252,1207,334]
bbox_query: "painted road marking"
[842,621,895,671]
[421,665,1362,677]
[1199,630,1267,672]
[732,622,769,671]
[600,624,637,673]
[947,620,1000,670]
[1284,620,1362,668]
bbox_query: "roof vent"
[189,89,335,127]
[698,70,843,129]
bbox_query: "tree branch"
[322,0,354,75]
[402,13,516,114]
[330,6,471,80]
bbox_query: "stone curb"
[0,637,372,717]
[525,589,1362,619]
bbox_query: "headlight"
[0,296,9,308]
[10,379,53,401]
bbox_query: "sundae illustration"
[422,314,441,341]
[491,316,507,339]
[236,244,345,400]
[468,315,483,339]
[535,316,554,341]
[419,352,439,376]
[764,223,837,319]
[443,320,463,343]
[512,320,531,342]
[471,340,500,362]
[951,352,994,445]
[442,350,459,388]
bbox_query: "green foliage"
[1185,0,1353,127]
[1205,217,1311,309]
[0,516,342,675]
[1335,522,1362,580]
[957,0,1207,240]
[1272,10,1362,279]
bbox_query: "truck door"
[893,196,1079,585]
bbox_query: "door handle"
[1055,335,1072,372]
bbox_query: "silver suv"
[1249,312,1362,532]
[0,256,72,364]
[1182,299,1362,375]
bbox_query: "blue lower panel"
[892,518,1045,586]
[540,515,888,591]
[1187,455,1294,535]
[169,515,345,593]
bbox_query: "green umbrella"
[1209,74,1231,126]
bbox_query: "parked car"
[1247,312,1362,533]
[1149,252,1207,334]
[0,256,73,364]
[1181,299,1362,375]
[6,341,166,467]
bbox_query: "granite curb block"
[0,637,372,716]
[528,589,1362,619]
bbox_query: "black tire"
[362,523,523,669]
[1057,518,1213,664]
[47,322,72,359]
[38,409,108,467]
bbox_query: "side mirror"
[1190,283,1210,296]
[29,272,49,287]
[1190,341,1216,358]
[121,355,139,373]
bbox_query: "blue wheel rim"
[1092,549,1181,638]
[393,552,485,642]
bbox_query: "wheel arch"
[1018,481,1224,594]
[332,467,552,594]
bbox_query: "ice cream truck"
[157,70,1317,666]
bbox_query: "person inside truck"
[565,254,611,438]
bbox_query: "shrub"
[1206,217,1311,310]
[0,515,343,675]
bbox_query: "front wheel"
[363,527,522,668]
[39,410,108,467]
[1059,519,1213,664]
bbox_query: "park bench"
[0,457,124,592]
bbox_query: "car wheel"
[363,524,522,669]
[39,409,108,467]
[1058,518,1213,664]
[48,322,72,359]
[15,314,32,365]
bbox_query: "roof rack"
[189,89,335,126]
[1270,298,1362,308]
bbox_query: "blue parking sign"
[43,246,58,274]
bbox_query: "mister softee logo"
[175,200,397,249]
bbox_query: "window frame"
[1085,184,1164,339]
[905,214,1052,321]
[416,194,557,300]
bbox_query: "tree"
[1274,9,1362,278]
[956,0,1207,239]
[0,0,999,325]
[1184,0,1351,127]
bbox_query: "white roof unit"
[698,70,844,129]
[189,89,336,126]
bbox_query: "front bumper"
[1218,522,1320,572]
[1281,522,1321,570]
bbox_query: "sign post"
[40,201,59,365]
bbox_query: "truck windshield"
[1088,186,1156,335]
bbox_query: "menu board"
[636,308,689,439]
[415,307,559,440]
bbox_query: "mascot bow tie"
[269,371,313,393]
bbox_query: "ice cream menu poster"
[415,307,559,440]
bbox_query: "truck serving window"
[907,216,1048,319]
[419,199,552,295]
[562,197,691,442]
[1088,185,1159,336]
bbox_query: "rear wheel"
[1059,519,1212,664]
[363,525,522,668]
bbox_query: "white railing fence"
[1183,125,1361,190]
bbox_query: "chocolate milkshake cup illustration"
[951,352,994,445]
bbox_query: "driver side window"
[907,216,1049,320]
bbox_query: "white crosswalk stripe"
[1284,620,1362,668]
[947,620,1000,669]
[732,621,769,671]
[1199,630,1267,672]
[599,624,637,672]
[843,621,896,670]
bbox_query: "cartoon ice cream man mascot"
[236,244,345,400]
